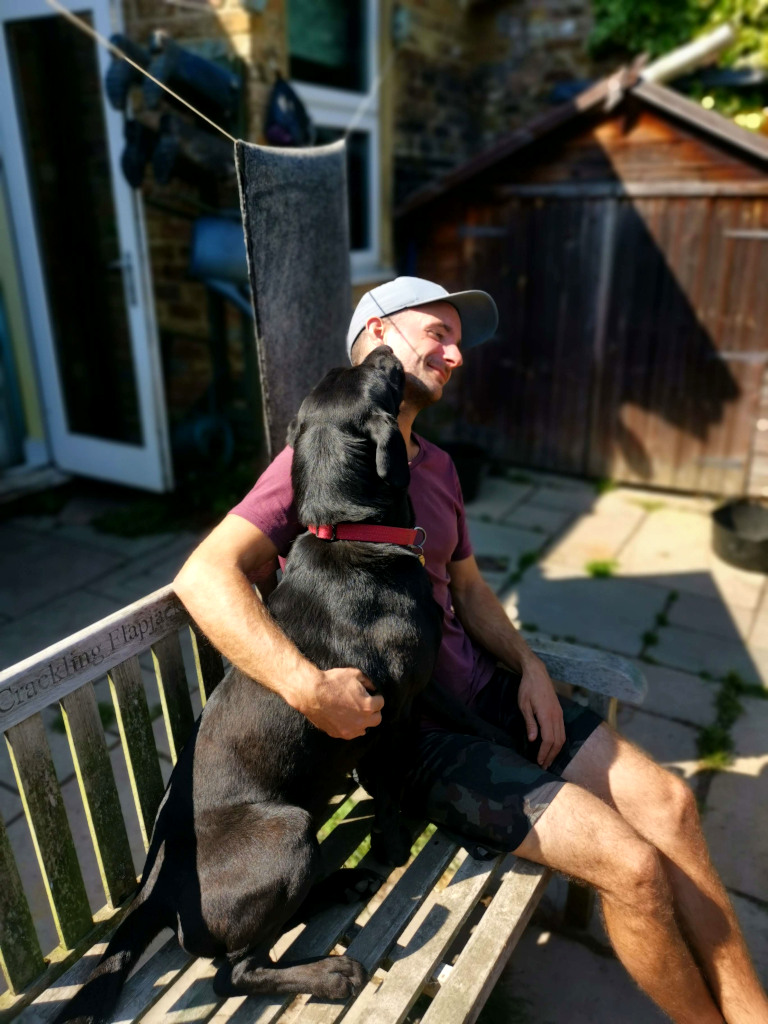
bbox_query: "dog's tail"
[52,893,167,1024]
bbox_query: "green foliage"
[593,477,617,495]
[641,629,659,647]
[585,558,619,577]
[590,0,768,128]
[518,550,540,572]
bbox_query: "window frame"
[289,0,381,281]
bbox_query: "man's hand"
[294,668,384,740]
[517,657,565,769]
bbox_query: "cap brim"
[412,289,499,349]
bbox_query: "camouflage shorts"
[403,667,603,855]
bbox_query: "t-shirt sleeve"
[449,458,474,562]
[228,445,300,557]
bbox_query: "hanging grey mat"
[236,139,351,460]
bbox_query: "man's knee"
[651,770,700,845]
[608,838,669,911]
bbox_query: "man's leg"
[513,780,724,1024]
[562,723,768,1024]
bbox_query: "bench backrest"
[0,587,224,1012]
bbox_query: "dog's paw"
[316,955,367,1000]
[370,825,412,867]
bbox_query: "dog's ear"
[286,416,300,448]
[366,411,410,489]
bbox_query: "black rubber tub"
[712,499,768,573]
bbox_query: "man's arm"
[173,515,383,740]
[448,555,565,769]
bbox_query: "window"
[288,0,381,279]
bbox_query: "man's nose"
[444,342,463,368]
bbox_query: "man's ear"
[366,411,410,489]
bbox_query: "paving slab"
[747,583,768,650]
[703,696,768,903]
[485,922,668,1024]
[464,476,532,521]
[730,892,768,989]
[616,706,701,765]
[667,591,753,643]
[632,661,718,728]
[467,519,546,568]
[505,468,595,493]
[527,485,597,515]
[541,510,644,572]
[502,500,575,536]
[86,533,202,604]
[619,510,765,610]
[506,569,667,657]
[0,524,124,619]
[653,625,768,685]
[0,588,122,669]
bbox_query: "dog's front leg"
[358,728,415,867]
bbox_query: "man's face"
[368,301,463,409]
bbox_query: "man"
[175,277,768,1024]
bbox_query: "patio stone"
[653,625,768,685]
[705,760,768,903]
[633,661,717,728]
[86,533,203,604]
[0,779,21,824]
[541,510,644,572]
[506,569,667,657]
[619,511,765,610]
[667,591,753,643]
[502,501,575,536]
[47,523,182,559]
[0,524,124,619]
[487,922,668,1024]
[747,584,768,650]
[702,696,768,902]
[616,706,701,765]
[0,588,122,669]
[467,519,546,570]
[464,476,532,521]
[730,892,768,988]
[527,485,597,515]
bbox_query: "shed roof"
[396,69,768,217]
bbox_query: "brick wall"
[122,0,288,436]
[393,0,609,202]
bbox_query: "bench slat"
[108,658,166,851]
[5,715,93,950]
[419,858,550,1024]
[0,812,46,994]
[288,831,461,1024]
[60,685,137,908]
[188,625,225,707]
[151,634,195,765]
[338,851,501,1024]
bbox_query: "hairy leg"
[513,780,724,1024]
[564,724,768,1024]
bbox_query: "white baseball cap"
[347,276,498,359]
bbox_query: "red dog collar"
[308,523,427,561]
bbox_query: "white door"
[0,0,172,491]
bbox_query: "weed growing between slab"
[695,671,760,769]
[639,591,678,663]
[585,559,618,577]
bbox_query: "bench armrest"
[528,638,647,707]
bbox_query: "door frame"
[0,0,172,491]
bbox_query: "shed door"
[0,0,172,491]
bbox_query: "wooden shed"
[397,71,768,497]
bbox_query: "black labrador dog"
[57,346,443,1023]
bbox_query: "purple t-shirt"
[229,434,496,705]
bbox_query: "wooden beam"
[495,181,768,200]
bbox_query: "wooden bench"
[0,584,646,1024]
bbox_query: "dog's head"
[287,346,410,527]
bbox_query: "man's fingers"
[364,694,385,713]
[520,700,538,742]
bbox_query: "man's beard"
[404,373,441,409]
